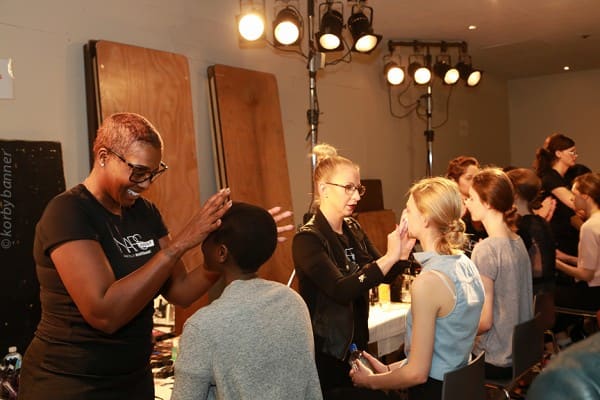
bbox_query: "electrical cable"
[432,84,453,129]
[388,85,418,119]
[324,38,353,66]
[266,39,308,59]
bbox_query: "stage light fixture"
[347,4,382,54]
[316,2,344,52]
[384,61,405,85]
[466,69,482,86]
[455,54,482,87]
[238,13,265,41]
[238,1,266,41]
[236,0,383,210]
[273,6,302,46]
[385,40,482,177]
[408,55,431,85]
[433,54,459,85]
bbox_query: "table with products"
[368,301,411,357]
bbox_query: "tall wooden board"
[356,210,398,255]
[208,64,295,286]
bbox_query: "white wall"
[0,0,511,225]
[508,69,600,172]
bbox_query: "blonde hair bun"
[312,143,338,164]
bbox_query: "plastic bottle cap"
[349,343,358,352]
[8,346,16,353]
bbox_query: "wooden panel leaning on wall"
[208,64,296,289]
[356,209,398,257]
[84,40,203,334]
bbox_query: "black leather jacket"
[292,210,402,360]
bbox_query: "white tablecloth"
[368,302,411,357]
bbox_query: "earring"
[100,162,105,167]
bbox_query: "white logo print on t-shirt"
[113,233,156,258]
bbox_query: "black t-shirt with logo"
[32,184,168,377]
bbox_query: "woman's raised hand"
[173,188,232,252]
[267,206,294,242]
[398,209,416,259]
[385,210,416,262]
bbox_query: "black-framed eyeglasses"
[107,148,168,183]
[325,182,366,196]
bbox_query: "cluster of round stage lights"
[385,59,482,87]
[238,4,383,55]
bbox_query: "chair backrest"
[442,351,486,400]
[534,291,555,331]
[512,313,544,379]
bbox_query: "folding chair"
[534,291,558,354]
[485,313,544,399]
[442,351,486,400]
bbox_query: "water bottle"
[2,347,21,371]
[348,343,373,372]
[401,273,413,303]
[369,286,379,306]
[1,346,21,400]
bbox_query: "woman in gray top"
[466,168,533,379]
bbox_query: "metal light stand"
[387,40,471,177]
[306,0,319,199]
[424,85,434,177]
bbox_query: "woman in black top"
[292,143,406,400]
[534,133,580,258]
[18,113,291,399]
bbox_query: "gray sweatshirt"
[172,278,323,400]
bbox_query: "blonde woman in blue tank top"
[351,177,485,400]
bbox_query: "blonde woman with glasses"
[292,143,405,400]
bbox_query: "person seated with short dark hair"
[172,202,322,400]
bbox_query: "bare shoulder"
[412,270,455,314]
[412,270,448,288]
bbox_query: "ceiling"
[365,0,600,79]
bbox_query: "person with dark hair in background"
[554,172,600,312]
[466,168,533,380]
[564,163,592,231]
[350,177,485,400]
[17,113,292,400]
[534,133,580,258]
[506,168,556,295]
[292,143,405,400]
[172,202,322,400]
[446,155,486,256]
